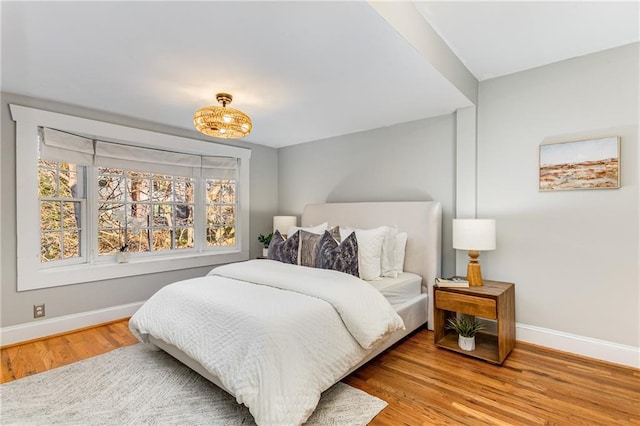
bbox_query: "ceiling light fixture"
[193,93,252,139]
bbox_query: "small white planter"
[116,252,130,263]
[458,335,476,351]
[262,248,269,257]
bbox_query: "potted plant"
[258,233,273,257]
[446,315,485,351]
[115,214,143,264]
[116,243,130,264]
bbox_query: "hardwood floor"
[2,320,639,425]
[345,330,640,425]
[1,320,137,384]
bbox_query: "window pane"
[128,231,150,253]
[152,180,172,202]
[58,164,79,198]
[207,206,221,226]
[152,229,172,251]
[206,227,218,246]
[129,203,151,224]
[206,226,235,247]
[62,202,81,229]
[41,201,61,231]
[38,164,58,197]
[98,203,123,228]
[221,205,235,225]
[128,177,150,203]
[175,180,194,203]
[98,229,122,255]
[220,181,236,204]
[98,174,125,201]
[41,232,61,262]
[153,204,172,227]
[220,225,236,246]
[206,179,236,203]
[206,180,222,203]
[176,205,193,227]
[62,230,80,259]
[175,228,194,249]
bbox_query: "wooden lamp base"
[466,250,484,286]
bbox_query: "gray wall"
[476,43,639,346]
[278,114,457,276]
[0,92,279,327]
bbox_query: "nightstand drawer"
[436,291,497,319]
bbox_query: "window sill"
[18,250,249,291]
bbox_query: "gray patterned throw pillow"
[299,226,341,267]
[316,230,359,277]
[267,230,299,264]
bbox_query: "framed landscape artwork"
[539,136,620,191]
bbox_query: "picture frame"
[539,136,620,191]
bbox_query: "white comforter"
[129,260,404,426]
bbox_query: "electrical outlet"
[33,304,45,318]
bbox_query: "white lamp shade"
[273,216,297,234]
[452,219,496,251]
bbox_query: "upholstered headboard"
[302,201,442,329]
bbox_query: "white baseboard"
[0,301,145,347]
[516,323,640,369]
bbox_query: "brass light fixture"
[193,93,252,139]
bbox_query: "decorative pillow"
[267,230,299,264]
[287,222,328,238]
[316,230,359,277]
[298,226,340,267]
[395,232,408,273]
[339,226,386,281]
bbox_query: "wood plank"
[0,317,132,350]
[1,320,639,425]
[435,291,497,319]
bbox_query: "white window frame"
[11,104,251,291]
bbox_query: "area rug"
[0,344,386,425]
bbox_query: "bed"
[129,201,441,425]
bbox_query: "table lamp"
[452,219,496,286]
[273,216,297,239]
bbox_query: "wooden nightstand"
[433,280,515,365]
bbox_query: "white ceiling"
[2,2,638,148]
[416,1,639,81]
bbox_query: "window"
[38,160,86,264]
[12,105,251,291]
[205,179,236,247]
[96,168,198,255]
[98,169,196,254]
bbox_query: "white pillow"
[287,222,328,238]
[340,226,387,281]
[395,232,408,273]
[381,226,398,278]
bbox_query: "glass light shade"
[452,219,496,251]
[273,216,297,234]
[193,93,252,139]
